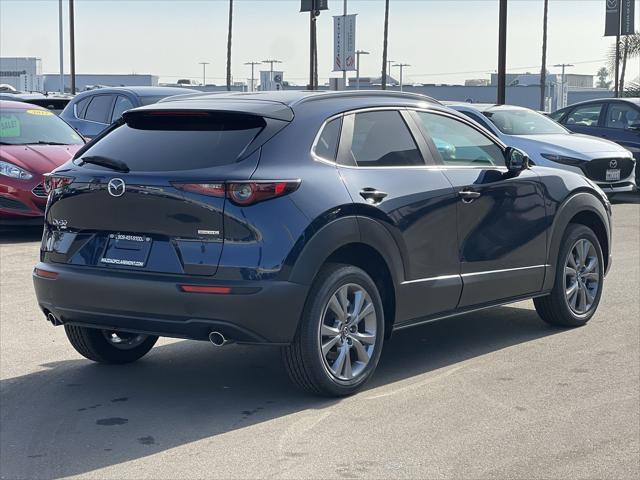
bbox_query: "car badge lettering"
[107,178,126,197]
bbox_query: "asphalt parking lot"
[1,198,638,480]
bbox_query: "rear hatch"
[42,106,290,276]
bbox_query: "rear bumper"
[33,263,307,345]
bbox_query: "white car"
[448,103,636,194]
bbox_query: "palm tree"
[539,0,549,111]
[226,0,233,91]
[608,33,640,96]
[381,0,390,90]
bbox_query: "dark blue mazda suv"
[34,91,612,396]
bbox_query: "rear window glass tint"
[78,113,265,171]
[84,95,113,123]
[313,118,341,161]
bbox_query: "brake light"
[43,175,74,193]
[173,183,225,197]
[173,181,300,206]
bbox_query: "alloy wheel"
[319,283,378,381]
[564,238,600,315]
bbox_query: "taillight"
[43,175,74,193]
[173,180,300,206]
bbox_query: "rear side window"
[78,112,266,171]
[348,111,423,167]
[313,118,341,161]
[84,95,114,124]
[73,97,91,118]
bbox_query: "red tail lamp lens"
[227,181,300,206]
[180,285,231,294]
[34,268,58,279]
[173,181,300,206]
[173,183,225,197]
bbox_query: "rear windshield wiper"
[77,155,130,173]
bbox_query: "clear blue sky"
[1,0,638,86]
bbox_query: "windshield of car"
[482,108,567,135]
[0,108,84,145]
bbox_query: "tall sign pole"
[605,0,634,97]
[497,0,507,104]
[58,0,64,93]
[245,61,260,92]
[381,0,390,90]
[342,0,347,89]
[69,0,76,94]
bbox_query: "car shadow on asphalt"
[0,226,43,244]
[0,303,568,479]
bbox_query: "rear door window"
[604,103,640,130]
[347,111,424,167]
[77,112,266,171]
[84,95,114,124]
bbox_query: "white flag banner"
[333,14,356,72]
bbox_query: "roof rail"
[291,90,441,106]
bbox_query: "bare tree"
[381,0,390,90]
[226,0,233,91]
[539,0,548,111]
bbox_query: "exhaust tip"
[208,331,230,347]
[46,312,62,326]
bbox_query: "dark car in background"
[0,100,84,226]
[551,98,640,187]
[60,86,199,138]
[35,91,612,396]
[0,92,72,115]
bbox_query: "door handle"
[459,189,481,203]
[359,187,388,204]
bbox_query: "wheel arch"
[287,215,404,338]
[543,191,611,291]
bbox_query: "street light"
[393,63,410,92]
[244,61,260,92]
[355,50,369,90]
[198,62,210,87]
[262,59,282,91]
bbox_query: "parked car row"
[1,89,637,228]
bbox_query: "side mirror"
[628,121,640,132]
[506,147,530,172]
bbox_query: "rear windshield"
[0,108,84,145]
[76,112,265,171]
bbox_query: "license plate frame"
[605,169,620,182]
[100,233,152,268]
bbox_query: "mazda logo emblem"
[609,159,618,169]
[107,178,126,197]
[607,0,617,9]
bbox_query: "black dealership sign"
[300,0,328,12]
[620,0,635,35]
[605,0,635,37]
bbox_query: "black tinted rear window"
[77,113,265,171]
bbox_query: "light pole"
[386,60,394,84]
[355,50,369,90]
[553,63,574,109]
[262,59,282,91]
[244,61,260,92]
[393,63,410,92]
[497,0,507,104]
[58,0,64,93]
[69,0,75,94]
[198,62,210,87]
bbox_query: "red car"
[1,100,84,226]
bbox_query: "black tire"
[534,224,604,327]
[64,325,158,364]
[282,264,385,397]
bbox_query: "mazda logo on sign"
[107,178,126,197]
[609,159,618,169]
[607,0,617,9]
